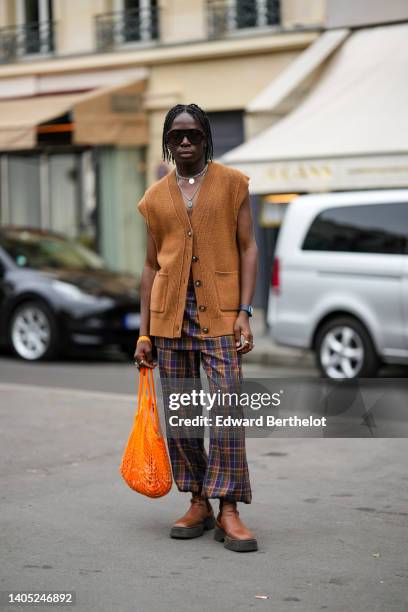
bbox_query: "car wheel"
[9,300,59,362]
[315,316,380,379]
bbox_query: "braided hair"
[162,103,214,164]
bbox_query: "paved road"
[1,371,407,612]
[0,348,319,397]
[0,342,405,398]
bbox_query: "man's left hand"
[234,312,255,353]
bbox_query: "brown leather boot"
[170,494,215,539]
[214,500,258,552]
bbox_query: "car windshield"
[0,230,106,271]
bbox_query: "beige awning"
[0,78,148,151]
[73,78,148,146]
[0,92,87,150]
[246,28,349,113]
[222,23,408,193]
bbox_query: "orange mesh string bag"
[120,366,172,498]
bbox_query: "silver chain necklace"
[176,164,209,209]
[176,163,208,185]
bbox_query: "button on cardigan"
[136,160,250,339]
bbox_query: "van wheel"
[315,316,380,379]
[9,300,58,362]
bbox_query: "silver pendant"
[188,178,195,184]
[187,201,193,208]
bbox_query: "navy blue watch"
[239,304,253,317]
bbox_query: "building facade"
[0,0,326,290]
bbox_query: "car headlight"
[52,280,100,304]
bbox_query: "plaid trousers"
[154,269,252,504]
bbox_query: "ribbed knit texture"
[137,160,250,339]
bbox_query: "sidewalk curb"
[243,350,315,368]
[247,316,316,368]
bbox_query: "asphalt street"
[0,347,319,396]
[0,353,407,612]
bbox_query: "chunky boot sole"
[214,526,258,552]
[170,515,215,539]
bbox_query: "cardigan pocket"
[150,271,168,313]
[215,270,240,311]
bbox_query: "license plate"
[123,313,141,329]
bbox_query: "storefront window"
[206,110,244,157]
[49,154,79,239]
[8,156,41,227]
[2,151,96,246]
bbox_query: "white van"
[267,190,408,378]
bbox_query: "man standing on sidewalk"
[134,103,259,552]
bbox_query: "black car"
[0,226,141,361]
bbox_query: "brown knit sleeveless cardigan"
[137,160,250,338]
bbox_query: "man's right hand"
[134,340,157,369]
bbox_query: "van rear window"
[302,203,408,254]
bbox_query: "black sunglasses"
[166,129,205,146]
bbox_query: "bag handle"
[134,366,147,422]
[142,366,163,435]
[137,366,145,404]
[140,366,158,418]
[148,367,158,412]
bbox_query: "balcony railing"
[207,0,280,39]
[95,6,159,51]
[0,21,55,62]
